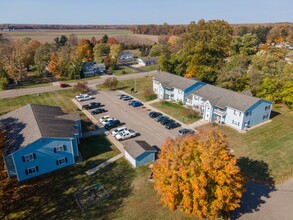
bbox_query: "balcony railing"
[214,109,226,116]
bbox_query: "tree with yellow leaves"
[47,52,61,76]
[76,39,94,62]
[153,127,245,219]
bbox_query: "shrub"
[73,82,90,94]
[178,100,183,105]
[122,70,127,74]
[143,89,157,101]
[103,77,119,90]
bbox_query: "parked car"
[111,126,127,136]
[75,94,94,102]
[104,120,122,130]
[99,115,110,123]
[149,111,162,118]
[118,94,127,99]
[85,102,101,110]
[128,100,136,105]
[60,83,71,88]
[122,95,133,101]
[178,128,195,136]
[132,101,143,107]
[165,122,181,129]
[91,108,107,115]
[160,118,174,125]
[115,129,137,141]
[155,115,169,122]
[101,118,116,125]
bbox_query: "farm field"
[0,29,159,44]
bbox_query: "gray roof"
[153,71,198,90]
[124,140,156,159]
[0,104,79,154]
[193,84,262,111]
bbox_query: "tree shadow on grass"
[231,157,276,219]
[1,159,135,220]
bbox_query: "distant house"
[119,53,134,60]
[82,62,105,77]
[153,71,273,131]
[137,57,158,66]
[124,140,157,167]
[1,104,82,182]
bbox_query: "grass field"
[97,75,156,102]
[201,106,293,184]
[112,66,139,76]
[1,29,132,43]
[139,64,160,71]
[151,101,200,124]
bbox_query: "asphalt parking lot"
[82,90,182,148]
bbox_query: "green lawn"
[97,75,156,102]
[59,75,100,83]
[0,89,96,132]
[139,64,160,72]
[151,101,200,124]
[112,66,138,76]
[201,106,293,184]
[0,142,191,220]
[17,82,52,89]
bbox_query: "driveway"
[82,90,181,148]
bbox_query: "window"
[54,145,66,153]
[239,112,242,116]
[263,114,269,120]
[178,89,182,94]
[56,157,68,165]
[265,105,270,111]
[232,120,240,126]
[246,111,251,116]
[25,166,39,175]
[234,110,237,115]
[22,153,36,162]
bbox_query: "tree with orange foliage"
[76,39,94,62]
[153,127,245,219]
[48,52,61,76]
[107,37,118,45]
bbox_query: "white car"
[111,126,127,136]
[75,94,93,102]
[99,115,110,123]
[101,118,116,125]
[115,129,137,141]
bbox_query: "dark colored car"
[155,115,168,122]
[122,96,133,101]
[85,102,101,110]
[149,111,162,118]
[60,83,71,88]
[160,118,174,125]
[128,100,136,105]
[91,108,107,115]
[132,101,143,107]
[104,120,122,130]
[178,128,195,136]
[165,122,181,129]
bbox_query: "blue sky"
[0,0,292,25]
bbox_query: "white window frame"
[27,166,38,175]
[55,145,65,153]
[24,153,35,162]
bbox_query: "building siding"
[224,107,245,130]
[136,152,155,167]
[12,137,76,181]
[124,151,136,167]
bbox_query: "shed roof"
[153,71,198,90]
[124,140,156,159]
[0,104,79,154]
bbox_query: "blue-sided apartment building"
[0,104,82,182]
[153,71,273,131]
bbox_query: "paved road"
[0,71,155,99]
[232,177,293,220]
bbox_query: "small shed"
[124,140,156,167]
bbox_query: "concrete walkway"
[85,153,124,176]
